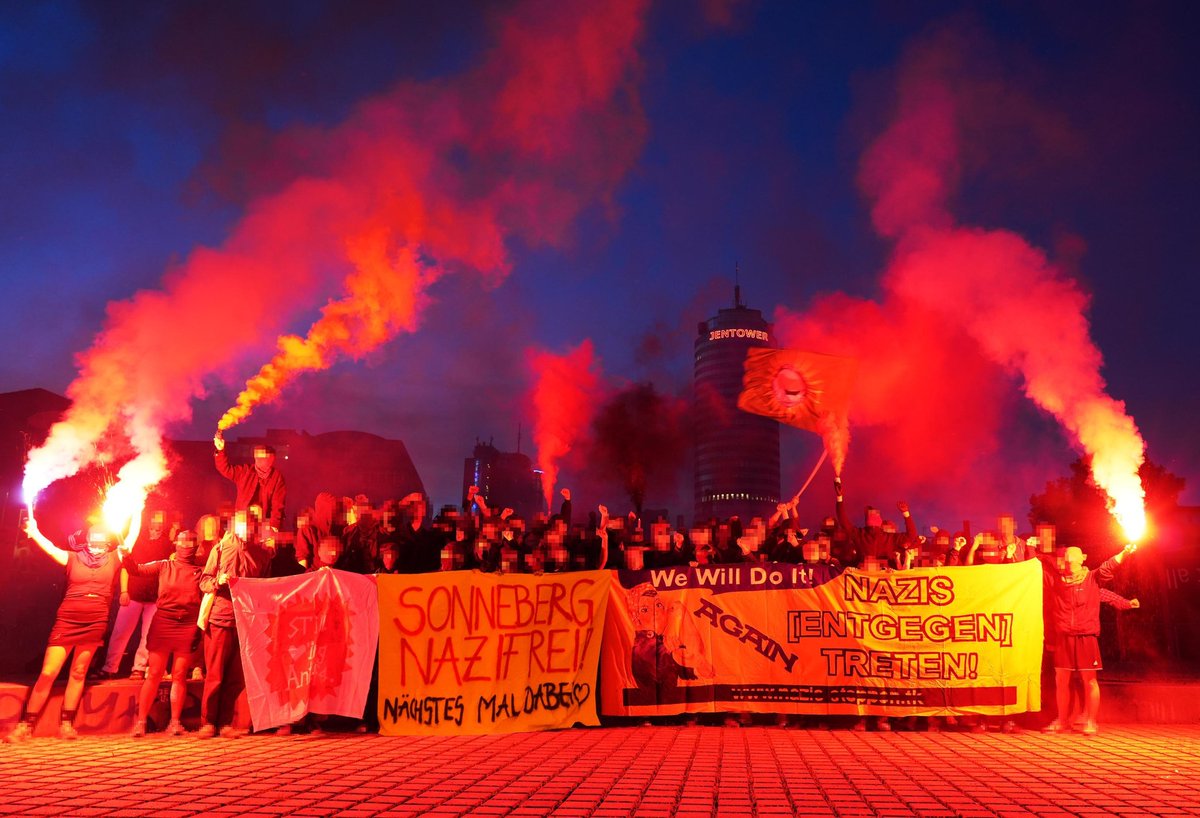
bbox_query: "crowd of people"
[4,433,1140,742]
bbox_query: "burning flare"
[858,61,1147,541]
[20,0,650,512]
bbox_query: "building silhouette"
[462,439,544,521]
[693,286,780,522]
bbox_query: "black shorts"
[1054,633,1102,671]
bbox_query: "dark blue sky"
[3,1,1197,524]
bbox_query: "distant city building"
[693,286,781,522]
[462,439,545,521]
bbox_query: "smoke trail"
[24,0,651,511]
[528,340,602,509]
[858,48,1146,539]
[589,382,689,514]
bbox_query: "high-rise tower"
[693,286,781,522]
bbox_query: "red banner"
[232,568,379,731]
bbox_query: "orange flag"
[737,348,857,432]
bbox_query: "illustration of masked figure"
[628,583,713,703]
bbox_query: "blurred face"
[87,530,111,556]
[1036,524,1055,553]
[802,539,824,564]
[695,543,716,565]
[253,447,275,471]
[318,536,342,566]
[201,516,220,541]
[149,511,166,538]
[233,511,249,541]
[1057,546,1085,575]
[978,533,1002,564]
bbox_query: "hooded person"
[124,530,205,737]
[1043,542,1139,736]
[6,522,127,743]
[295,492,338,568]
[212,431,287,534]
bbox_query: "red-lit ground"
[2,725,1198,817]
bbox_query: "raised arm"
[898,501,917,541]
[23,518,67,567]
[834,478,851,532]
[213,430,235,479]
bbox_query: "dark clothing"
[342,521,382,574]
[394,525,445,574]
[214,448,287,529]
[1048,556,1119,637]
[835,501,918,565]
[123,554,203,653]
[48,550,120,646]
[199,534,272,629]
[126,533,173,603]
[201,623,245,729]
[123,555,203,623]
[632,633,698,700]
[268,545,306,578]
[1054,633,1102,671]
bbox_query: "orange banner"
[601,561,1042,717]
[377,571,610,735]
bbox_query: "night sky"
[2,1,1197,530]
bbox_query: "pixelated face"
[318,536,342,566]
[87,529,112,555]
[253,447,275,471]
[201,516,220,541]
[233,511,249,541]
[690,528,710,547]
[881,521,897,534]
[149,510,167,538]
[1036,524,1056,552]
[633,589,667,634]
[482,523,498,541]
[802,539,824,564]
[865,508,882,528]
[998,516,1016,539]
[652,526,670,549]
[978,533,1002,564]
[862,555,885,573]
[296,513,310,530]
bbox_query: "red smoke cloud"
[780,34,1146,537]
[25,1,651,510]
[528,340,603,510]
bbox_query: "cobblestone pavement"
[2,725,1198,817]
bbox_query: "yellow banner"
[600,561,1042,717]
[377,571,610,735]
